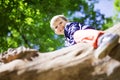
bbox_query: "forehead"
[54,17,63,24]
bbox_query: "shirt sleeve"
[64,37,76,47]
[64,22,80,47]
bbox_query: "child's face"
[53,17,67,35]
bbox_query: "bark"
[0,23,120,80]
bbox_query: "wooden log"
[0,23,120,80]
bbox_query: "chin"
[58,33,64,35]
[60,33,64,35]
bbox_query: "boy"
[50,15,119,59]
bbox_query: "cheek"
[55,29,59,34]
[55,31,60,35]
[55,29,63,35]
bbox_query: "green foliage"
[0,0,113,53]
[101,18,113,30]
[113,0,120,23]
[114,0,120,11]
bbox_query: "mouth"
[60,29,64,33]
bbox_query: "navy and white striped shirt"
[64,22,95,47]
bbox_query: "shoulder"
[66,22,81,26]
[65,22,82,29]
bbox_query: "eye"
[55,26,58,29]
[60,21,62,24]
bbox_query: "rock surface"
[0,23,120,80]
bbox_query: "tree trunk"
[0,23,120,80]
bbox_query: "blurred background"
[0,0,120,53]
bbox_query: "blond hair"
[50,15,68,30]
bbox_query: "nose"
[55,27,62,34]
[59,28,64,33]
